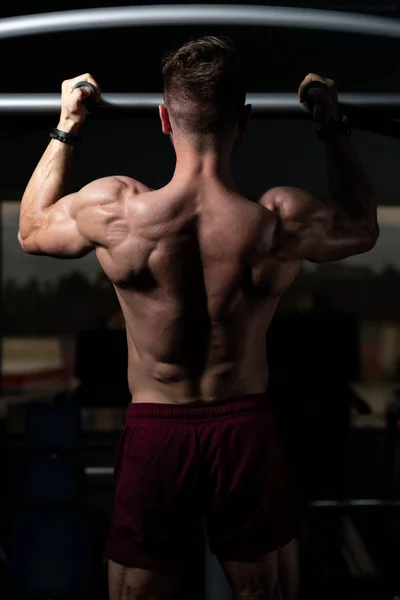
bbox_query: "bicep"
[260,186,375,263]
[20,197,94,258]
[18,175,132,259]
[300,204,376,262]
[19,193,94,259]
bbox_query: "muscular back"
[18,70,377,403]
[94,178,301,403]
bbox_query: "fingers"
[298,73,335,103]
[59,73,101,126]
[73,86,92,103]
[62,73,101,103]
[298,73,339,125]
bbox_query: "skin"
[18,72,378,599]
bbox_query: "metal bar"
[0,93,160,115]
[85,466,113,476]
[0,201,3,395]
[205,539,232,600]
[309,499,400,507]
[1,93,400,117]
[1,5,400,41]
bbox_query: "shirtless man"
[18,37,378,600]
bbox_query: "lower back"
[126,332,270,404]
[121,288,277,404]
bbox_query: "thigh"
[220,539,298,600]
[108,559,183,600]
[277,539,298,600]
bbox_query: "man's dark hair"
[162,36,245,137]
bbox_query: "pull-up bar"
[0,6,399,138]
[0,93,400,118]
[0,4,400,40]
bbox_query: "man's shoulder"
[257,186,326,223]
[112,176,152,196]
[81,176,152,204]
[258,186,307,210]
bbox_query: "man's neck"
[171,141,235,189]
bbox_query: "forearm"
[19,117,80,238]
[324,135,378,235]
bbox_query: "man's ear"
[239,104,252,135]
[159,105,172,135]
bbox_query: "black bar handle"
[300,80,330,114]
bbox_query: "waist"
[126,393,271,421]
[128,358,269,404]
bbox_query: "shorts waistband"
[126,394,269,420]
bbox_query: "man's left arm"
[262,73,379,263]
[18,73,101,258]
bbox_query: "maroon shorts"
[106,394,296,569]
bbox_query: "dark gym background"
[2,0,400,599]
